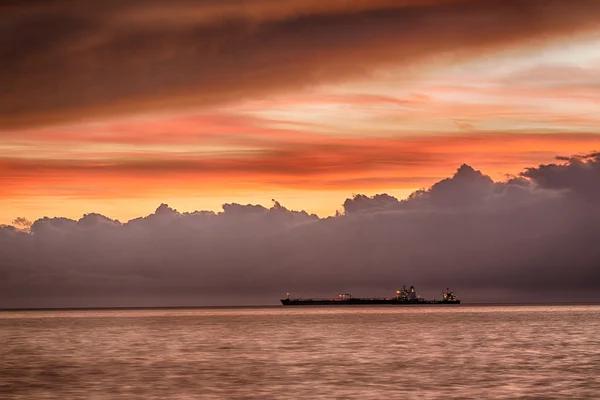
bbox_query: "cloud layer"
[1,153,599,308]
[3,0,600,128]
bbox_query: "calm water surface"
[1,305,600,399]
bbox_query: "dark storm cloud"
[2,0,600,128]
[1,154,600,307]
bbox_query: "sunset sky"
[2,0,600,225]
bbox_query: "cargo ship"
[281,286,460,305]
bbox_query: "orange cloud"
[2,133,598,201]
[3,0,600,128]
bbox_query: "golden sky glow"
[1,1,600,225]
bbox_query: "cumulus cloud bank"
[1,153,599,307]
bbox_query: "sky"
[2,0,600,223]
[1,0,600,306]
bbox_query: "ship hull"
[280,299,460,306]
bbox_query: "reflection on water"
[1,305,600,399]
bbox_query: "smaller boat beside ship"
[280,286,460,306]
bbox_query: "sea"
[1,305,599,399]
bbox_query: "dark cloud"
[522,153,600,201]
[343,194,400,215]
[2,0,600,128]
[341,164,542,214]
[11,217,32,229]
[1,154,600,307]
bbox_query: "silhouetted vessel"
[281,286,460,306]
